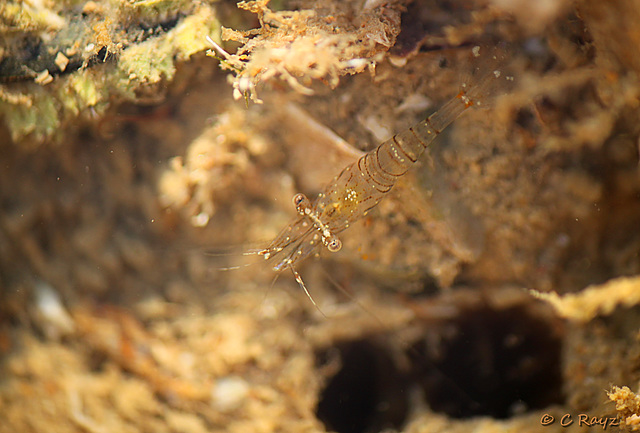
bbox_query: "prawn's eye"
[293,193,305,206]
[292,193,310,214]
[327,236,342,253]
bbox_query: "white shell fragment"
[211,376,250,412]
[33,280,75,339]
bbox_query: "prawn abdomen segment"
[311,122,442,231]
[369,127,430,180]
[311,121,443,234]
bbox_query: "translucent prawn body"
[258,49,510,300]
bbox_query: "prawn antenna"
[290,265,327,319]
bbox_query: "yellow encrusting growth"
[608,386,640,430]
[0,1,221,145]
[530,275,640,323]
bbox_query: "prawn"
[254,47,512,308]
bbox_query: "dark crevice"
[315,339,409,433]
[410,300,564,419]
[315,295,564,432]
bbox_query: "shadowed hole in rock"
[314,293,564,432]
[408,294,565,419]
[315,339,410,433]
